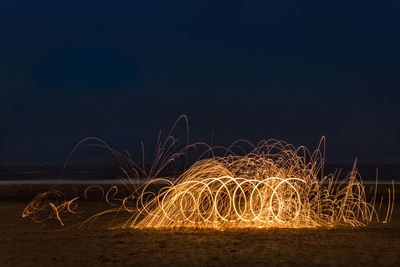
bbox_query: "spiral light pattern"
[23,136,394,229]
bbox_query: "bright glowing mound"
[131,141,377,229]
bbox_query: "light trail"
[21,117,396,229]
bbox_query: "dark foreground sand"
[1,186,400,266]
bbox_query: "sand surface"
[1,186,400,266]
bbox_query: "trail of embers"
[22,137,396,229]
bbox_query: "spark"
[22,117,395,229]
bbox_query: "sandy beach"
[0,185,399,266]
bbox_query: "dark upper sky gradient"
[1,0,400,165]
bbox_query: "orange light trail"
[22,117,396,229]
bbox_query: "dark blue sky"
[1,0,400,165]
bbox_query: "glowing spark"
[22,117,395,229]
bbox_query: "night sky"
[1,1,400,166]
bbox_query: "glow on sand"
[22,119,395,229]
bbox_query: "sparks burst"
[22,117,395,229]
